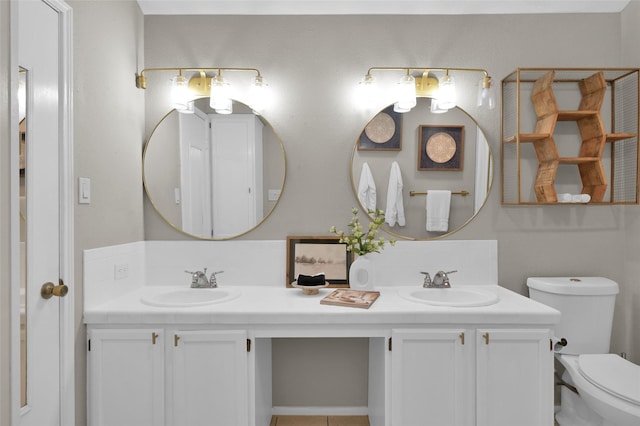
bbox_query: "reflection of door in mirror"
[210,114,264,238]
[144,98,285,240]
[18,67,27,408]
[179,110,212,237]
[164,106,264,239]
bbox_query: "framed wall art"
[418,124,464,171]
[358,105,402,151]
[286,236,352,287]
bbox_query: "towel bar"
[409,190,470,197]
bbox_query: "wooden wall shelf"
[501,68,640,205]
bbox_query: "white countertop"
[84,285,560,328]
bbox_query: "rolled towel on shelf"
[580,194,591,203]
[296,273,326,286]
[558,193,572,203]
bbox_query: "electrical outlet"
[114,263,129,280]
[268,189,281,201]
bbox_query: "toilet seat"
[578,354,640,406]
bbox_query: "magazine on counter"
[320,289,380,309]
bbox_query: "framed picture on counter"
[418,124,464,171]
[286,236,352,288]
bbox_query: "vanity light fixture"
[209,73,232,114]
[359,67,496,113]
[437,70,457,110]
[135,67,268,114]
[395,71,417,112]
[170,74,191,111]
[477,75,496,109]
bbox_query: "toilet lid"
[578,354,640,406]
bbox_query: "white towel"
[426,190,451,232]
[385,162,405,227]
[357,162,377,212]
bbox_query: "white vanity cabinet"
[87,328,165,426]
[87,328,248,426]
[391,329,473,426]
[390,327,554,426]
[166,329,249,426]
[475,328,554,426]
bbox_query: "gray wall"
[70,1,145,423]
[140,11,638,409]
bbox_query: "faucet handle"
[421,272,432,287]
[209,270,224,287]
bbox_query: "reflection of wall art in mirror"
[286,236,352,288]
[418,125,464,171]
[358,105,402,151]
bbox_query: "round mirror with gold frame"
[143,97,286,240]
[351,98,493,240]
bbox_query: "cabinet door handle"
[460,332,465,345]
[483,332,490,345]
[174,334,180,347]
[152,332,159,345]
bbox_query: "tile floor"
[270,415,558,425]
[269,415,370,426]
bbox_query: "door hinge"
[388,337,392,351]
[247,338,252,352]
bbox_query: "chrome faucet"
[422,270,457,288]
[185,268,224,288]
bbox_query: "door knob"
[41,279,68,299]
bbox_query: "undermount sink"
[398,287,499,307]
[140,288,241,307]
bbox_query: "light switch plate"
[79,177,91,204]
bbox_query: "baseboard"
[272,406,369,416]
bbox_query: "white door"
[14,0,73,425]
[391,329,473,426]
[475,329,554,426]
[210,114,263,238]
[179,109,212,237]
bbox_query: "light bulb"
[396,74,417,111]
[437,72,456,110]
[357,74,378,108]
[430,98,447,114]
[178,100,195,114]
[477,76,496,110]
[214,98,233,115]
[210,74,232,113]
[250,75,269,112]
[393,102,411,113]
[170,75,190,110]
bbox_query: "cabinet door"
[87,328,164,426]
[391,329,472,426]
[168,330,248,426]
[476,329,553,426]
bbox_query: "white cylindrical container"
[527,277,618,355]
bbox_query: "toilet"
[527,277,640,426]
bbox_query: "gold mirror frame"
[350,99,493,241]
[143,99,286,240]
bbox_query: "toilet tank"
[527,277,618,355]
